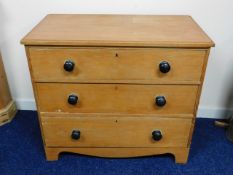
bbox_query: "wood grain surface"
[36,83,198,115]
[0,53,11,109]
[29,47,206,84]
[45,147,190,163]
[21,14,214,47]
[42,116,192,148]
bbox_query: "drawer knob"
[71,130,81,140]
[68,94,78,105]
[159,61,170,73]
[152,130,162,141]
[64,60,75,72]
[155,96,166,107]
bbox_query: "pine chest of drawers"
[21,14,214,163]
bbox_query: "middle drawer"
[36,83,198,115]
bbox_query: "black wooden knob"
[159,61,170,73]
[152,130,162,141]
[71,130,81,140]
[68,94,78,105]
[64,60,75,72]
[155,96,166,107]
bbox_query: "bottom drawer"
[41,116,192,148]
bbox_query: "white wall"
[0,0,233,118]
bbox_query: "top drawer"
[28,47,207,84]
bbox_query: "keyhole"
[115,53,119,57]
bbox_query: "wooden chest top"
[21,14,214,48]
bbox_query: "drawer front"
[29,47,206,83]
[36,83,198,115]
[42,116,192,147]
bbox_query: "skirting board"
[15,99,37,111]
[15,99,232,119]
[197,106,233,119]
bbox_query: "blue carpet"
[0,111,233,175]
